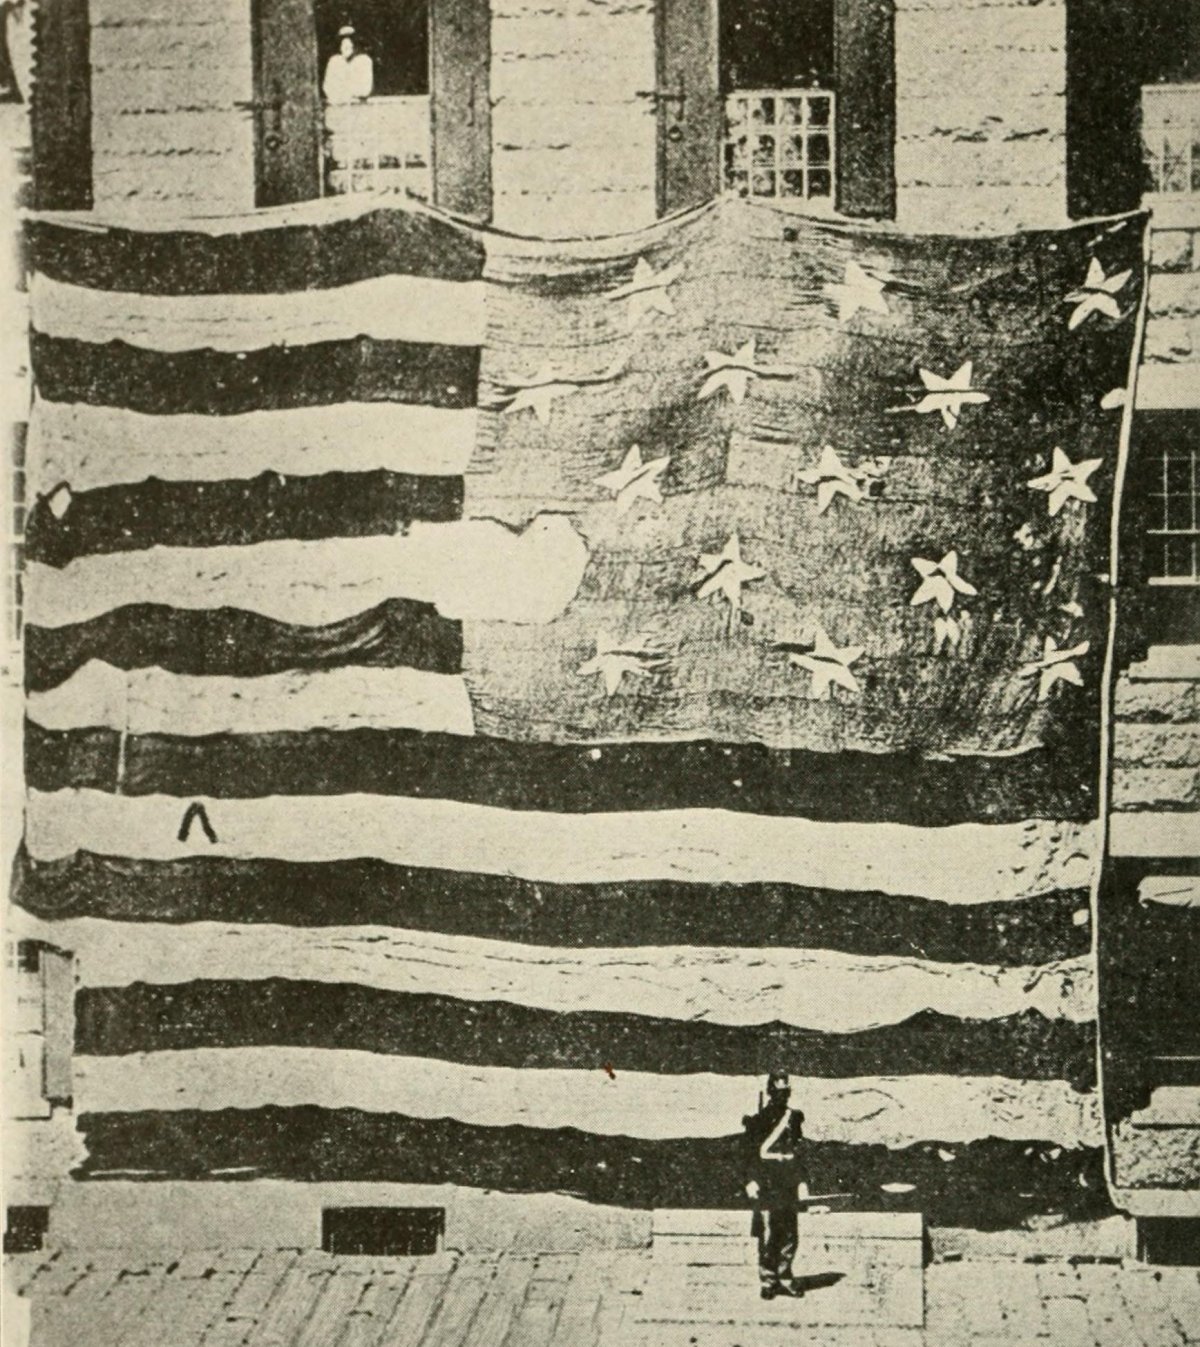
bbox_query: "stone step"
[638,1211,925,1331]
[652,1235,918,1269]
[650,1211,923,1241]
[636,1265,924,1328]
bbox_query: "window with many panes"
[720,0,837,209]
[1147,440,1200,583]
[724,90,835,207]
[1141,83,1200,198]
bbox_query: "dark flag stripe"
[27,207,485,293]
[25,472,465,566]
[75,983,1097,1085]
[31,333,481,415]
[23,602,464,693]
[73,1109,1110,1230]
[11,850,1089,966]
[25,723,1096,826]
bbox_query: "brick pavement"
[6,1245,1200,1347]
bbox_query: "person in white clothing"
[323,25,374,103]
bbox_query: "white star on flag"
[888,361,991,431]
[578,631,670,696]
[694,532,765,611]
[594,444,671,514]
[1019,636,1090,701]
[697,339,795,404]
[797,446,866,513]
[932,614,964,655]
[608,257,681,324]
[500,359,625,425]
[910,550,978,613]
[1026,447,1103,516]
[824,260,890,323]
[777,626,865,698]
[1064,258,1132,330]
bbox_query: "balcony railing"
[323,95,431,199]
[724,89,835,208]
[1141,83,1200,197]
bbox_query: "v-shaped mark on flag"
[178,802,218,844]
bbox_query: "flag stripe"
[28,664,476,738]
[72,1048,1101,1147]
[31,334,480,416]
[17,916,1093,1030]
[24,602,463,694]
[25,472,464,566]
[25,724,1094,826]
[25,790,1096,903]
[25,520,589,629]
[29,400,478,494]
[30,272,488,352]
[11,851,1090,967]
[73,1113,1107,1228]
[76,983,1096,1083]
[27,206,486,293]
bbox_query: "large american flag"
[14,195,1147,1229]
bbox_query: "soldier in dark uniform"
[742,1069,808,1298]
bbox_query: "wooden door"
[252,0,322,207]
[430,0,492,220]
[656,0,722,216]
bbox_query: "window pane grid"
[1147,443,1200,582]
[725,89,835,205]
[1141,84,1200,196]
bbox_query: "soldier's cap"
[766,1069,790,1086]
[338,25,357,36]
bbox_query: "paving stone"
[291,1267,371,1347]
[374,1260,458,1343]
[119,1266,237,1347]
[555,1249,620,1347]
[336,1268,416,1347]
[1119,1271,1187,1347]
[1041,1291,1097,1347]
[462,1253,539,1347]
[240,1266,330,1347]
[422,1253,496,1347]
[506,1274,568,1347]
[201,1249,301,1346]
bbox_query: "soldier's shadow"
[790,1272,846,1295]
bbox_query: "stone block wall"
[489,0,658,238]
[1143,224,1200,406]
[89,0,255,215]
[893,0,1067,233]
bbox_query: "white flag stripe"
[28,399,477,494]
[73,1048,1103,1148]
[25,515,589,629]
[25,790,1097,905]
[31,272,487,352]
[27,662,475,738]
[14,916,1095,1031]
